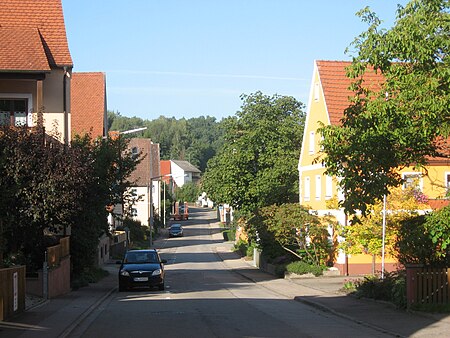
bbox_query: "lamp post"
[148,173,172,247]
[381,194,387,279]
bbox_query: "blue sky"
[63,1,407,121]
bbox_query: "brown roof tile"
[0,27,50,71]
[0,0,73,68]
[71,72,106,138]
[316,60,383,125]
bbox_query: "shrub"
[234,239,248,257]
[71,267,109,290]
[286,261,325,277]
[353,270,406,309]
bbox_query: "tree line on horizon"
[108,111,225,173]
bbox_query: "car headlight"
[120,270,130,277]
[152,269,162,276]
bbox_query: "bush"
[286,261,325,277]
[71,267,109,290]
[122,218,146,242]
[353,270,407,309]
[234,239,249,257]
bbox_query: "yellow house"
[298,60,450,275]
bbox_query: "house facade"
[298,60,450,275]
[127,138,161,227]
[0,0,73,143]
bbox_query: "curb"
[58,284,117,338]
[293,296,404,337]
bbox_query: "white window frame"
[304,176,310,201]
[325,175,333,199]
[314,82,320,102]
[309,131,315,154]
[402,172,423,191]
[315,175,321,200]
[0,93,33,127]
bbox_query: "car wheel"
[119,284,126,292]
[158,283,165,291]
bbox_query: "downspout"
[63,67,70,145]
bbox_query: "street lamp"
[148,173,172,247]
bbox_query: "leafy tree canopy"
[202,92,305,214]
[318,0,450,214]
[108,112,224,172]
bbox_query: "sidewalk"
[210,222,450,338]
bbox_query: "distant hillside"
[108,111,225,172]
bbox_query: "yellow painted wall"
[299,65,337,210]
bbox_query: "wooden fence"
[406,266,450,307]
[47,236,70,267]
[0,265,26,320]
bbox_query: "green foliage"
[396,206,450,266]
[0,127,139,276]
[123,218,146,242]
[71,267,109,290]
[174,181,200,202]
[234,239,249,257]
[202,92,305,214]
[286,261,325,277]
[318,0,450,215]
[341,186,429,258]
[251,203,334,267]
[352,271,407,309]
[109,112,224,172]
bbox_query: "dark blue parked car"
[118,249,166,291]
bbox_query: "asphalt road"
[68,208,389,338]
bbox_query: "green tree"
[202,92,305,215]
[318,0,450,214]
[70,133,141,276]
[396,206,450,267]
[247,203,334,266]
[174,181,200,202]
[341,186,430,260]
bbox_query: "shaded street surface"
[1,207,449,337]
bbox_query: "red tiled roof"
[316,60,383,125]
[160,160,171,183]
[427,199,450,210]
[0,0,73,68]
[71,72,106,139]
[0,27,50,71]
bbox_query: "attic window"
[131,147,139,159]
[314,82,320,102]
[309,131,315,154]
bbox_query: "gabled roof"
[315,60,450,164]
[171,160,201,173]
[0,0,73,69]
[0,27,51,71]
[71,72,107,138]
[316,60,383,125]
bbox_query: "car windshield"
[171,225,181,230]
[124,252,158,264]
